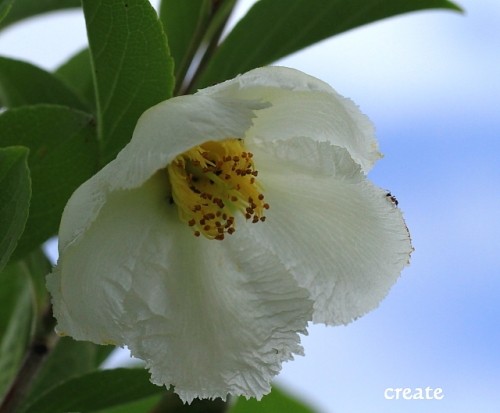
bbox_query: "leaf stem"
[0,305,58,413]
[181,0,237,95]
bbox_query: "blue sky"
[1,1,498,412]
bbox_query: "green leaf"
[159,0,212,88]
[0,105,99,258]
[0,0,14,24]
[22,369,165,413]
[83,0,175,164]
[0,0,80,30]
[0,56,88,110]
[193,0,463,89]
[0,262,35,400]
[23,338,115,409]
[230,386,317,413]
[0,146,31,272]
[55,48,96,112]
[94,394,162,413]
[21,248,52,314]
[150,392,227,413]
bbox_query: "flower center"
[167,139,269,240]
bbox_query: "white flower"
[47,67,412,403]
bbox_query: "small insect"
[386,192,399,206]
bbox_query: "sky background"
[0,0,498,412]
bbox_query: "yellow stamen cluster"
[167,139,269,240]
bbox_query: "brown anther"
[203,225,211,231]
[194,231,201,237]
[233,156,240,162]
[260,217,266,222]
[263,203,270,209]
[258,194,264,200]
[200,219,206,225]
[217,227,224,234]
[252,216,259,223]
[215,234,225,240]
[252,171,258,177]
[245,213,252,219]
[188,219,196,227]
[215,221,222,227]
[246,207,254,214]
[227,228,236,235]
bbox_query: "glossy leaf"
[0,146,31,272]
[0,262,34,401]
[0,105,98,258]
[55,49,96,112]
[0,56,88,110]
[83,0,174,164]
[193,0,463,89]
[159,0,211,87]
[22,369,165,413]
[0,0,80,30]
[23,338,115,409]
[230,386,316,413]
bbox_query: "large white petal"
[244,137,412,325]
[48,173,172,344]
[197,66,380,172]
[48,172,313,402]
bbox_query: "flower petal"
[198,66,380,172]
[57,94,267,250]
[48,173,173,344]
[48,172,313,402]
[108,94,268,191]
[244,137,412,325]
